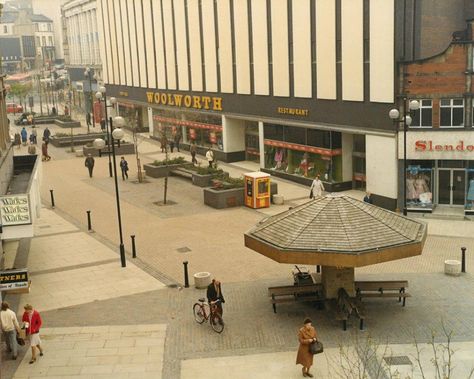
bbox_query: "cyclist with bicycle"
[206,279,225,324]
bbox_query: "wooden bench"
[268,283,324,313]
[170,167,194,180]
[355,280,410,306]
[330,288,365,331]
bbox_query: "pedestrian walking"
[43,127,51,145]
[363,192,373,204]
[84,154,95,178]
[174,130,181,152]
[86,112,92,128]
[169,139,175,152]
[14,132,21,148]
[64,105,69,116]
[190,142,198,165]
[309,174,325,199]
[31,126,37,144]
[22,304,44,364]
[120,156,129,180]
[100,118,106,131]
[20,127,27,146]
[206,278,225,320]
[41,142,51,161]
[296,318,318,378]
[1,302,21,360]
[206,147,214,168]
[160,134,168,153]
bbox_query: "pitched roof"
[0,12,18,23]
[30,14,52,22]
[246,195,426,254]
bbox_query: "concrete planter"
[203,187,244,209]
[194,272,212,289]
[49,133,106,148]
[54,119,82,128]
[444,260,461,276]
[83,142,135,157]
[192,173,213,187]
[144,163,184,178]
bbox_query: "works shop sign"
[146,91,223,111]
[0,269,29,291]
[0,195,31,226]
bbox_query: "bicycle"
[193,298,224,333]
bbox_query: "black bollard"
[86,210,92,231]
[183,261,189,288]
[50,189,55,208]
[461,247,467,273]
[131,235,136,258]
[316,265,321,273]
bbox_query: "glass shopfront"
[263,124,342,182]
[152,109,223,150]
[405,160,474,213]
[118,102,148,132]
[406,161,434,211]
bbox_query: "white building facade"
[96,0,473,211]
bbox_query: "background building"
[62,0,101,116]
[96,0,473,211]
[0,1,55,72]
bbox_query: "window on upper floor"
[410,99,432,128]
[3,25,7,34]
[440,99,464,127]
[47,23,52,32]
[35,23,39,32]
[42,36,46,46]
[48,36,53,46]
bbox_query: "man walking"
[43,127,51,144]
[120,157,129,180]
[85,154,95,178]
[190,142,198,165]
[86,112,92,128]
[1,302,21,360]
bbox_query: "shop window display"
[406,165,433,210]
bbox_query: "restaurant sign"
[0,195,31,226]
[0,269,29,292]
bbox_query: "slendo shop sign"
[401,132,474,160]
[0,194,31,226]
[415,140,474,152]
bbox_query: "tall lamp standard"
[84,67,95,134]
[95,86,115,177]
[93,117,126,267]
[389,99,420,216]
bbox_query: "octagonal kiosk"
[244,172,271,209]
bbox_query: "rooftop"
[244,195,428,267]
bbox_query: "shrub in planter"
[152,156,187,166]
[211,177,245,190]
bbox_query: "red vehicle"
[6,103,23,114]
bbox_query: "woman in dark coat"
[206,279,225,318]
[296,318,318,377]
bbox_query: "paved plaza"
[2,117,474,378]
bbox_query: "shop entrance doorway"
[438,169,465,206]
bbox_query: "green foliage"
[9,83,32,100]
[212,176,244,190]
[152,156,187,166]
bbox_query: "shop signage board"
[0,194,31,226]
[399,132,474,160]
[0,269,29,292]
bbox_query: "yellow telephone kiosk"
[244,172,271,209]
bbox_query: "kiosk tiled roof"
[246,195,426,254]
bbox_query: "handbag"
[16,335,25,346]
[309,189,314,199]
[310,340,323,355]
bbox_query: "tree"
[9,83,32,107]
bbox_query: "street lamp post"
[84,68,95,134]
[389,99,420,216]
[95,86,115,177]
[93,117,126,267]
